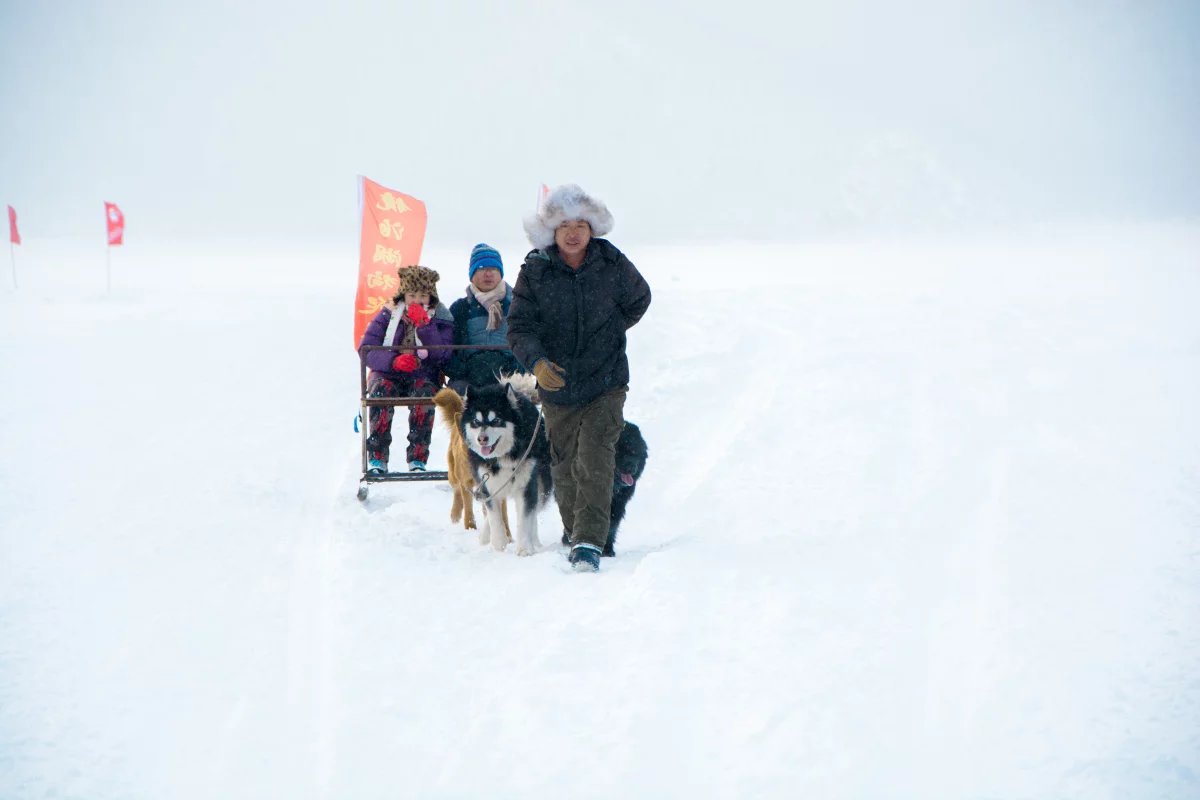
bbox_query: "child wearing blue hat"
[444,243,525,391]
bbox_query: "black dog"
[560,421,649,557]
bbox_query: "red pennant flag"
[7,206,19,245]
[104,201,125,245]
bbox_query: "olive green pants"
[541,387,627,550]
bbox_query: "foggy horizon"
[2,0,1197,246]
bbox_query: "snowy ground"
[1,226,1198,799]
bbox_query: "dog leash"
[473,410,544,501]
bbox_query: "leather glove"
[392,353,419,372]
[532,359,566,390]
[406,303,431,327]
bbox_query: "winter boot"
[367,457,388,475]
[408,460,426,472]
[568,543,601,573]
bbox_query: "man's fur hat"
[522,184,614,248]
[394,265,441,306]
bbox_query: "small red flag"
[7,205,18,245]
[104,201,124,246]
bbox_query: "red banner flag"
[353,177,428,349]
[7,206,18,245]
[104,202,124,245]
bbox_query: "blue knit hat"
[469,243,503,279]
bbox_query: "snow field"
[1,226,1198,798]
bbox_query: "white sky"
[1,0,1197,245]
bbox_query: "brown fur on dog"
[432,387,510,539]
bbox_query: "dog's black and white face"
[461,384,523,461]
[465,407,513,459]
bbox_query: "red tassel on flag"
[105,202,124,245]
[7,205,18,245]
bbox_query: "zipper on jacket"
[572,272,584,358]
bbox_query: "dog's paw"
[477,529,490,546]
[516,546,535,557]
[465,520,476,530]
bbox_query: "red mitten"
[392,354,419,372]
[406,303,430,327]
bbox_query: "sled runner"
[356,343,509,501]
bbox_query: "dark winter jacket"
[507,239,651,406]
[445,285,524,388]
[358,302,454,383]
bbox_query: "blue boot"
[367,457,387,476]
[568,543,601,573]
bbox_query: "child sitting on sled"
[444,243,525,393]
[358,265,454,473]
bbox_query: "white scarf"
[468,282,507,331]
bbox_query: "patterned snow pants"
[365,374,437,466]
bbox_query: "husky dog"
[460,379,553,555]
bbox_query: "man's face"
[554,219,592,259]
[471,267,502,291]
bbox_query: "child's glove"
[406,303,431,327]
[532,359,566,390]
[392,354,419,372]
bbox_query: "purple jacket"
[358,303,455,382]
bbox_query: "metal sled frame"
[357,343,509,499]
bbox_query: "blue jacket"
[445,285,524,387]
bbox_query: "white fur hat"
[523,184,614,248]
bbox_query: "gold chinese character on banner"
[358,296,388,315]
[365,270,399,291]
[376,192,411,214]
[377,219,405,240]
[373,244,403,266]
